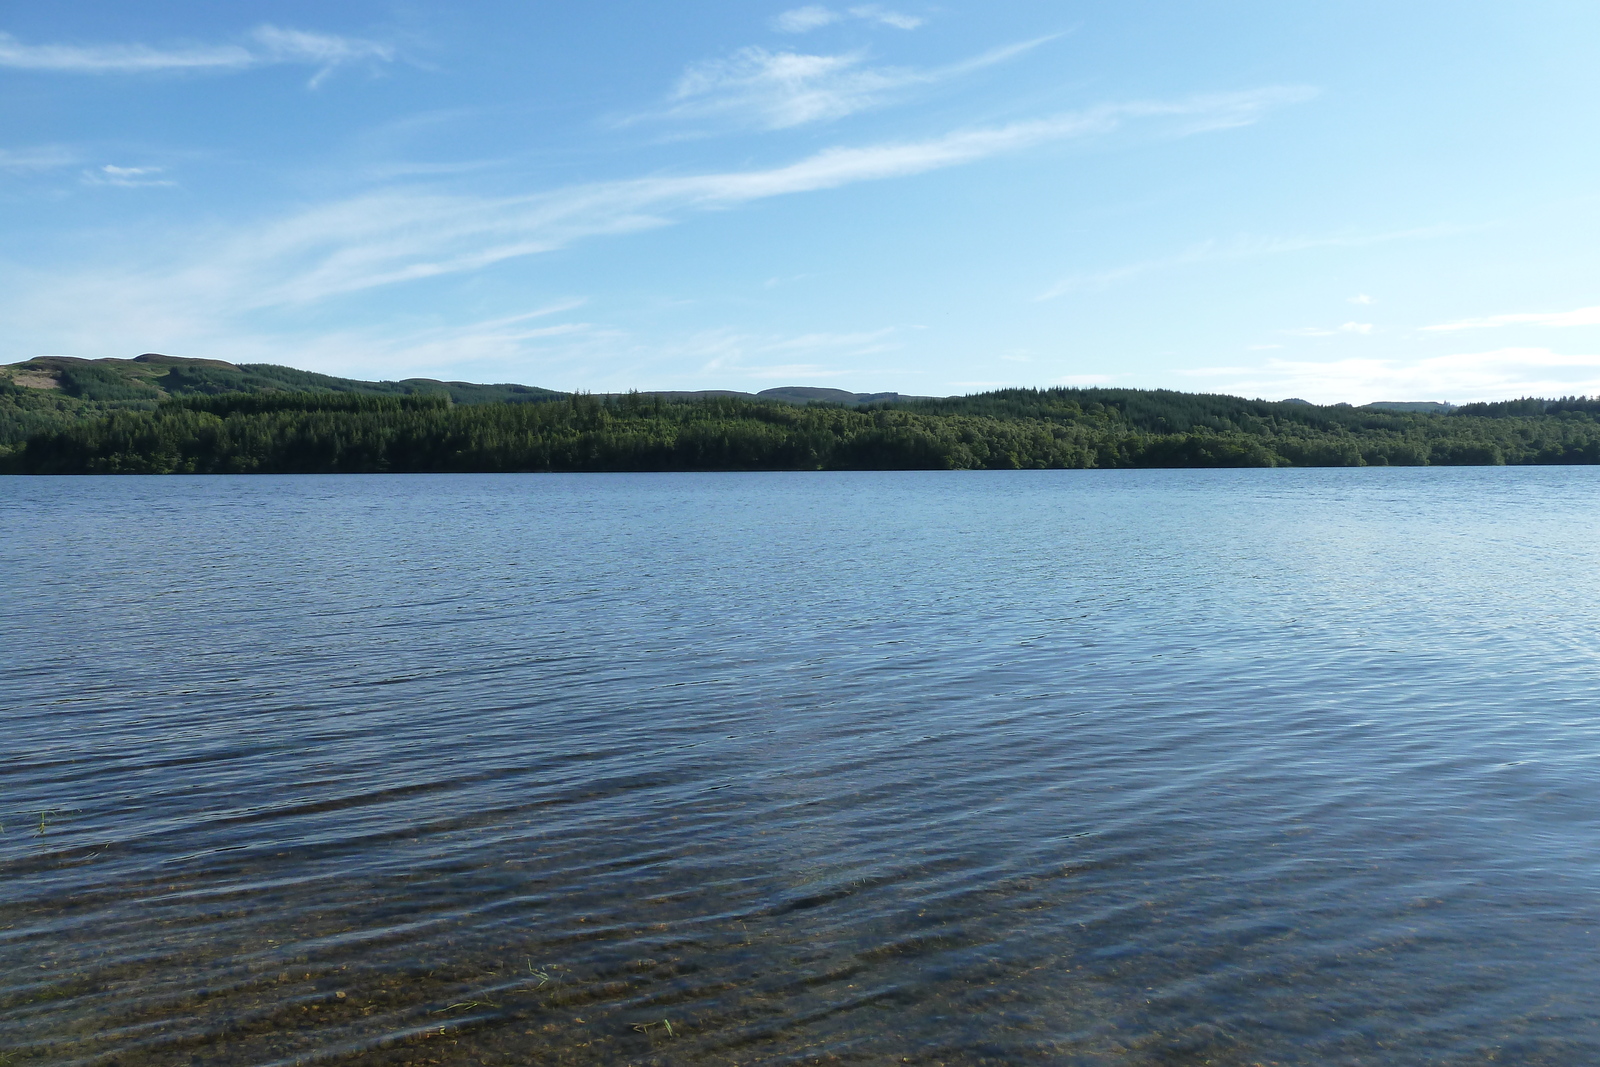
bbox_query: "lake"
[4,468,1600,1066]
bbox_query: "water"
[3,468,1599,1066]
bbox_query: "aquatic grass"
[26,807,75,838]
[431,999,499,1014]
[526,959,552,987]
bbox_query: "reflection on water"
[4,468,1600,1065]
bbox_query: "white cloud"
[383,323,906,391]
[0,145,76,171]
[848,6,924,30]
[250,26,389,65]
[0,88,1311,373]
[1192,347,1600,406]
[0,31,252,73]
[1348,293,1375,304]
[235,91,1316,307]
[641,37,1051,131]
[0,25,392,83]
[773,5,923,33]
[669,47,874,128]
[1422,304,1600,331]
[305,309,598,381]
[250,25,394,87]
[774,6,841,32]
[1285,321,1373,337]
[83,164,175,188]
[23,299,601,384]
[297,319,914,393]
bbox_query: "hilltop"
[0,353,564,450]
[0,354,948,449]
[0,354,931,407]
[0,353,563,406]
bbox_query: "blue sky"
[1,2,1597,403]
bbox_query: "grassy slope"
[0,354,563,448]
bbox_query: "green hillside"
[0,353,563,449]
[5,382,1599,474]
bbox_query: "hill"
[7,354,1599,473]
[0,355,947,449]
[5,381,1600,474]
[0,354,563,449]
[1,353,561,405]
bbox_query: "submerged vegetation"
[4,370,1600,473]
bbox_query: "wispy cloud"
[182,89,1316,309]
[0,31,252,73]
[1348,293,1375,304]
[773,5,924,33]
[265,318,917,394]
[253,26,395,88]
[83,164,174,188]
[775,6,841,32]
[1190,347,1600,406]
[361,323,909,391]
[286,304,599,380]
[1284,321,1373,337]
[695,326,901,380]
[0,88,1310,375]
[0,25,392,84]
[0,145,76,171]
[848,5,924,29]
[1422,304,1600,331]
[1037,222,1446,301]
[635,37,1051,131]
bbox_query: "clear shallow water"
[3,468,1600,1066]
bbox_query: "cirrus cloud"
[773,5,924,33]
[0,87,1312,374]
[0,145,77,171]
[0,25,393,85]
[83,164,174,188]
[644,37,1054,130]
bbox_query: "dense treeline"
[1454,396,1600,418]
[0,356,562,448]
[5,387,1600,473]
[0,379,151,449]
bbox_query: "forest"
[5,382,1600,474]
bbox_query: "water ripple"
[4,468,1600,1065]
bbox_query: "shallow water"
[3,468,1600,1066]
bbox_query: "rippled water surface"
[5,469,1600,1066]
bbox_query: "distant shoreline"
[3,362,1594,474]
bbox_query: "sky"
[1,2,1598,403]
